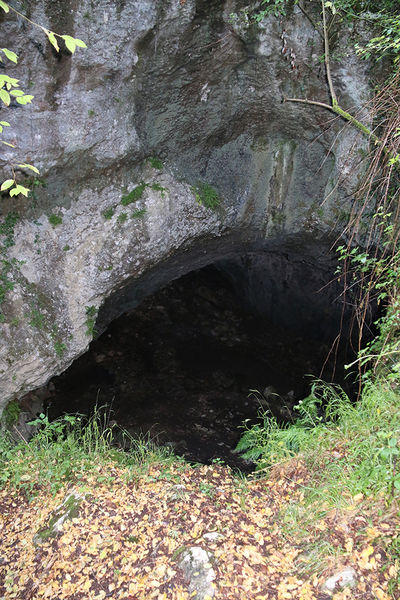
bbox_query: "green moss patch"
[121,183,147,206]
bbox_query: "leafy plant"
[2,400,20,427]
[103,207,114,220]
[48,214,62,226]
[148,157,163,170]
[192,182,220,210]
[132,208,147,219]
[121,183,147,206]
[356,13,400,65]
[253,0,288,19]
[0,1,86,197]
[85,305,97,337]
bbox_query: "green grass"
[192,182,220,210]
[131,208,146,219]
[149,182,166,195]
[0,408,177,497]
[102,207,114,220]
[85,305,97,337]
[236,377,400,588]
[117,212,128,224]
[237,378,400,502]
[48,214,62,226]
[148,157,163,170]
[121,183,146,206]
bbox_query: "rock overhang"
[0,0,372,410]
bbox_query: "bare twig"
[13,424,29,445]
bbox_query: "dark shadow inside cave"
[45,250,358,471]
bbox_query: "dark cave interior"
[45,252,358,470]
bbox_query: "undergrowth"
[0,407,176,497]
[237,378,400,501]
[236,377,400,591]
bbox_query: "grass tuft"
[48,214,62,226]
[237,378,400,502]
[0,407,176,497]
[148,157,163,170]
[121,183,146,206]
[192,182,220,210]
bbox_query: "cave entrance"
[47,251,355,470]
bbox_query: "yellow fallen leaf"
[345,538,354,552]
[82,579,92,592]
[360,545,374,559]
[389,565,398,578]
[366,527,379,539]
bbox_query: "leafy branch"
[0,1,87,54]
[0,0,86,197]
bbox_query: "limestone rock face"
[0,0,371,409]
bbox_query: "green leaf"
[2,48,18,63]
[0,75,19,87]
[0,88,10,106]
[0,1,9,13]
[1,179,14,191]
[61,35,76,54]
[1,140,15,147]
[0,121,10,127]
[47,31,59,52]
[17,163,40,174]
[16,95,34,105]
[324,1,336,13]
[9,89,24,97]
[74,38,87,48]
[10,184,30,197]
[2,48,17,63]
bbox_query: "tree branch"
[321,0,337,106]
[284,96,380,142]
[283,0,399,170]
[297,1,323,40]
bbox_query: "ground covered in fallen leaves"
[0,461,398,599]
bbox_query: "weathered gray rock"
[0,0,374,411]
[179,546,216,599]
[322,567,357,593]
[34,489,84,544]
[202,532,223,543]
